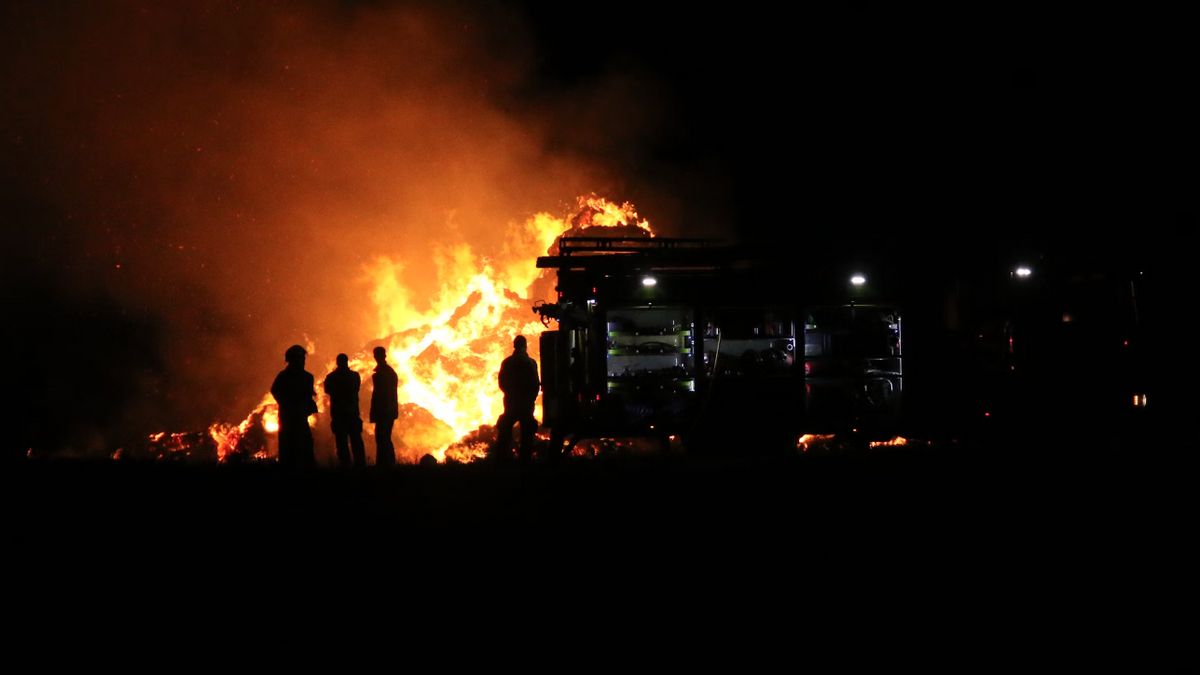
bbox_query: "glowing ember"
[868,436,909,448]
[144,430,217,462]
[796,434,836,452]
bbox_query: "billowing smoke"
[1,1,695,456]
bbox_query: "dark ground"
[4,427,1187,661]
[7,428,1183,559]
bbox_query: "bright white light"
[642,276,657,287]
[850,274,867,286]
[1015,266,1033,278]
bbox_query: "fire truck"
[533,237,903,454]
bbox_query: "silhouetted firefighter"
[324,353,366,467]
[370,346,399,466]
[495,335,541,461]
[270,344,317,468]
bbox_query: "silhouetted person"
[370,346,399,466]
[271,344,317,468]
[324,353,366,468]
[495,335,540,461]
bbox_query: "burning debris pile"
[207,399,277,463]
[138,196,653,465]
[124,396,279,463]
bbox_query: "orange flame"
[353,195,651,463]
[572,196,652,232]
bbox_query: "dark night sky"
[556,5,1185,257]
[1,1,1186,454]
[530,4,1193,258]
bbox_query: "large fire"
[146,196,652,465]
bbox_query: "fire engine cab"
[534,236,902,455]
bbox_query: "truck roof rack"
[557,236,721,255]
[538,236,732,270]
